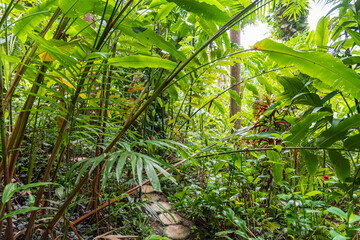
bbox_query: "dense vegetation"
[1,0,360,239]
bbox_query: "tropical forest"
[1,0,360,239]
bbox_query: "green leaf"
[213,101,225,115]
[327,207,347,219]
[154,3,176,21]
[254,39,360,99]
[284,112,331,146]
[137,157,143,185]
[299,150,318,175]
[2,182,54,204]
[109,55,178,70]
[55,186,65,200]
[59,0,100,18]
[214,160,226,174]
[316,115,360,147]
[228,89,242,106]
[144,161,161,192]
[102,152,121,187]
[116,153,128,183]
[117,23,186,61]
[344,134,360,150]
[166,85,179,100]
[341,56,360,65]
[305,191,322,197]
[267,151,283,184]
[315,16,329,51]
[329,230,347,240]
[345,28,360,47]
[1,207,42,221]
[199,18,223,51]
[67,18,97,42]
[327,150,350,182]
[165,0,229,23]
[277,76,320,105]
[2,183,17,204]
[12,0,57,42]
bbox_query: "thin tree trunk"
[229,26,242,129]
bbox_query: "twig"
[194,146,358,159]
[64,216,83,240]
[93,227,125,240]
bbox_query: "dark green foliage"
[267,1,309,41]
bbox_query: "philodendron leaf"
[316,114,360,147]
[267,151,283,184]
[299,150,318,175]
[253,39,360,99]
[284,112,331,146]
[327,150,350,182]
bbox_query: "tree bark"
[229,26,242,129]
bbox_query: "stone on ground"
[141,193,161,201]
[159,213,182,225]
[150,201,172,213]
[164,225,191,240]
[141,185,154,193]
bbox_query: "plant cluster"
[0,0,360,239]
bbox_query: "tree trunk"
[229,26,242,129]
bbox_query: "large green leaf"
[108,55,178,70]
[12,0,57,42]
[299,150,318,175]
[267,151,283,184]
[198,18,223,51]
[315,16,330,51]
[316,114,360,147]
[59,0,100,17]
[165,0,230,23]
[254,39,360,99]
[117,23,186,61]
[153,3,176,21]
[328,150,350,182]
[284,112,331,146]
[344,134,360,150]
